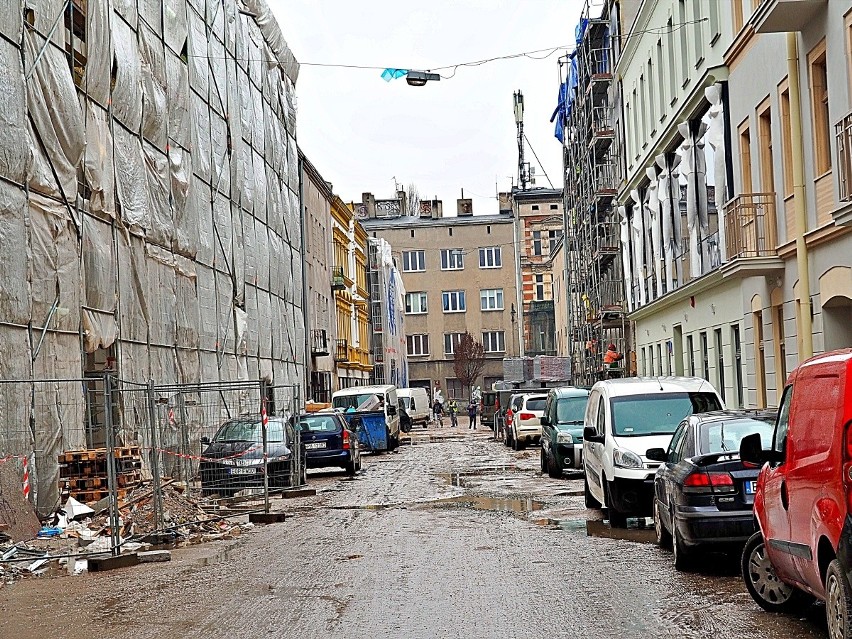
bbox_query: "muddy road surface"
[0,430,827,638]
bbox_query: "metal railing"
[725,193,778,259]
[310,329,329,355]
[334,339,348,362]
[836,111,852,202]
[585,47,611,77]
[592,105,613,135]
[331,266,346,290]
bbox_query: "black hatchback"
[646,409,776,571]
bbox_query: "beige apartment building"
[360,194,520,400]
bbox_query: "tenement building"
[359,192,521,400]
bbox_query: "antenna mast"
[513,90,530,190]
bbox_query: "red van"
[740,349,852,637]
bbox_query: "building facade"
[331,197,373,389]
[367,238,409,387]
[509,188,564,356]
[360,193,520,400]
[299,152,337,402]
[616,0,852,408]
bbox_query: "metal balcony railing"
[311,329,329,355]
[331,266,346,290]
[333,339,348,362]
[836,111,852,202]
[725,193,778,259]
[585,47,611,78]
[592,105,614,135]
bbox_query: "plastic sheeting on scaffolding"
[0,0,306,515]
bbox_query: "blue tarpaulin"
[551,17,590,143]
[381,68,408,81]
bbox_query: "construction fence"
[0,375,303,553]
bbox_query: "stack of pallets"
[58,447,143,504]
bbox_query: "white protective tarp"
[82,0,112,107]
[114,124,150,228]
[0,38,29,184]
[0,183,30,323]
[83,104,116,217]
[111,12,143,130]
[242,0,300,84]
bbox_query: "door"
[584,393,606,503]
[656,421,688,531]
[760,385,801,583]
[541,394,556,458]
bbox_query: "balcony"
[835,111,852,225]
[331,266,346,291]
[333,339,348,362]
[311,329,329,356]
[720,194,784,278]
[753,0,826,34]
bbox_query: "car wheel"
[605,483,627,528]
[826,559,852,639]
[345,458,357,476]
[584,474,601,509]
[512,434,523,451]
[547,453,562,479]
[741,532,814,614]
[654,500,673,550]
[672,524,693,571]
[540,448,547,473]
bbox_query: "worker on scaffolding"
[603,343,624,379]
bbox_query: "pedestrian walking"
[433,399,444,428]
[448,399,459,427]
[468,400,477,430]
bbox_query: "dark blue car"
[299,412,362,476]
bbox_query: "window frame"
[404,291,428,315]
[479,246,503,269]
[406,333,430,357]
[480,288,505,311]
[402,250,425,272]
[807,39,832,176]
[482,331,506,353]
[440,248,465,271]
[441,290,467,313]
[444,332,464,356]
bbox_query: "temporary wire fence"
[0,374,303,558]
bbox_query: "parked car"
[510,393,548,450]
[332,385,400,449]
[501,393,523,447]
[540,387,591,478]
[299,412,362,476]
[480,391,499,429]
[740,349,852,636]
[199,415,305,497]
[646,410,776,570]
[396,387,430,427]
[583,377,723,528]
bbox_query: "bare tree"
[453,332,486,398]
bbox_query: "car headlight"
[556,432,573,444]
[613,448,643,469]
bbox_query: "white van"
[331,385,401,442]
[396,387,430,427]
[582,377,723,528]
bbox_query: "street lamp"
[406,71,440,87]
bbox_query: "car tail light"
[342,428,350,450]
[519,412,535,421]
[506,410,513,425]
[683,471,735,494]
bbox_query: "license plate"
[305,442,327,450]
[744,480,757,495]
[229,467,257,475]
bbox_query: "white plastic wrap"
[0,0,21,43]
[257,289,272,358]
[193,178,214,266]
[267,230,282,297]
[164,0,188,54]
[231,205,246,305]
[140,0,163,36]
[0,183,29,324]
[114,124,150,228]
[81,0,111,106]
[140,23,168,149]
[111,12,143,131]
[196,263,217,351]
[243,213,258,286]
[190,91,212,183]
[0,38,29,184]
[209,110,230,193]
[170,146,193,257]
[143,142,173,248]
[83,104,116,217]
[145,244,176,346]
[165,50,190,149]
[116,233,150,343]
[208,34,227,115]
[256,219,270,292]
[253,150,267,223]
[113,0,138,28]
[175,255,199,349]
[187,6,209,96]
[82,214,117,312]
[212,192,233,270]
[242,0,300,84]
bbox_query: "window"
[779,82,794,197]
[440,249,464,270]
[479,246,502,268]
[403,250,425,272]
[480,288,504,311]
[446,378,464,399]
[548,229,563,253]
[754,310,767,408]
[406,334,430,356]
[657,39,666,113]
[482,331,505,353]
[774,304,787,386]
[687,335,695,377]
[739,121,753,193]
[667,422,688,463]
[639,73,647,136]
[449,228,453,237]
[700,331,710,381]
[444,332,464,355]
[656,343,663,376]
[532,231,542,256]
[549,204,558,210]
[649,344,655,375]
[64,1,87,88]
[715,328,726,403]
[534,274,545,300]
[732,324,743,408]
[708,0,720,44]
[667,18,676,102]
[647,59,655,127]
[678,1,689,84]
[405,292,427,314]
[692,0,703,64]
[757,100,775,193]
[531,205,540,211]
[442,290,466,313]
[808,41,831,175]
[773,384,793,457]
[733,0,744,33]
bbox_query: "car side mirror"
[540,416,550,426]
[387,405,397,416]
[645,447,667,462]
[583,426,604,444]
[200,436,210,445]
[739,432,781,466]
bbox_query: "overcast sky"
[269,0,585,214]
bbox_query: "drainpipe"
[786,32,813,359]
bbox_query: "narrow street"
[1,430,826,639]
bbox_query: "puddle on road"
[534,516,656,544]
[418,495,545,514]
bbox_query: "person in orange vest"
[603,343,624,367]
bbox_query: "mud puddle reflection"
[418,495,545,514]
[535,516,656,544]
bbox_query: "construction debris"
[59,447,143,504]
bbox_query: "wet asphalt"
[0,427,828,638]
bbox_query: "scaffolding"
[560,3,629,386]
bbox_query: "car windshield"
[556,397,587,423]
[483,393,497,406]
[332,393,384,410]
[400,397,412,409]
[525,397,548,411]
[610,393,722,437]
[699,418,775,455]
[213,418,285,443]
[299,415,339,432]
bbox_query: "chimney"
[361,192,376,218]
[498,192,512,215]
[457,198,473,217]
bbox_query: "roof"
[512,187,563,202]
[685,409,778,425]
[361,214,513,230]
[594,376,719,398]
[550,386,591,398]
[332,384,397,396]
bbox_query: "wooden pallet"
[59,447,141,464]
[70,487,131,504]
[60,458,142,477]
[61,471,142,490]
